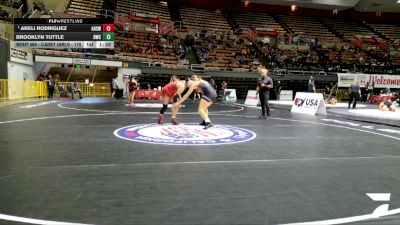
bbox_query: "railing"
[99,9,115,18]
[17,4,23,17]
[159,22,175,35]
[271,69,287,77]
[56,82,111,97]
[91,66,98,84]
[0,79,112,101]
[244,29,257,42]
[33,49,189,69]
[0,79,47,100]
[287,70,327,76]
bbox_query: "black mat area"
[0,98,399,225]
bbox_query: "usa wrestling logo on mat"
[114,124,256,145]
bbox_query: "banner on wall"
[337,73,400,88]
[10,48,27,60]
[291,92,327,116]
[73,58,91,65]
[9,48,33,65]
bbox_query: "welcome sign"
[337,73,400,88]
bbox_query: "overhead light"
[291,4,297,12]
[244,0,250,7]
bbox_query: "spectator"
[221,80,227,94]
[275,81,282,100]
[308,76,316,93]
[111,78,119,98]
[36,73,45,81]
[57,84,68,98]
[71,82,83,99]
[324,84,331,100]
[110,79,114,96]
[47,75,55,99]
[360,83,368,103]
[209,78,217,90]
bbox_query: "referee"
[348,81,360,109]
[256,68,273,119]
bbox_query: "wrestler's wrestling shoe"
[259,115,267,119]
[158,114,164,124]
[171,117,178,125]
[203,122,213,130]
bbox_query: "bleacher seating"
[278,15,339,44]
[321,18,375,41]
[115,0,133,16]
[115,30,181,68]
[370,23,400,41]
[29,0,400,74]
[67,0,104,17]
[0,7,9,20]
[233,12,285,34]
[193,34,260,71]
[180,6,231,32]
[48,66,117,83]
[116,0,171,24]
[0,0,22,9]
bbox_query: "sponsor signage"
[223,89,237,103]
[291,92,327,116]
[337,73,400,88]
[114,124,256,145]
[280,90,293,101]
[73,58,91,65]
[10,48,27,60]
[244,90,259,106]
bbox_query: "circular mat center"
[114,123,256,145]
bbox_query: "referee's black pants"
[348,92,358,109]
[259,91,270,117]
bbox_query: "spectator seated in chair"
[58,84,69,98]
[67,82,83,99]
[71,82,83,99]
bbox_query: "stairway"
[167,3,183,26]
[187,48,199,65]
[224,12,239,32]
[318,18,344,41]
[361,21,389,40]
[271,14,292,33]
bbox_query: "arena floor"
[1,98,400,225]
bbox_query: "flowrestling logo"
[114,124,256,145]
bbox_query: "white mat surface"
[348,109,400,120]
